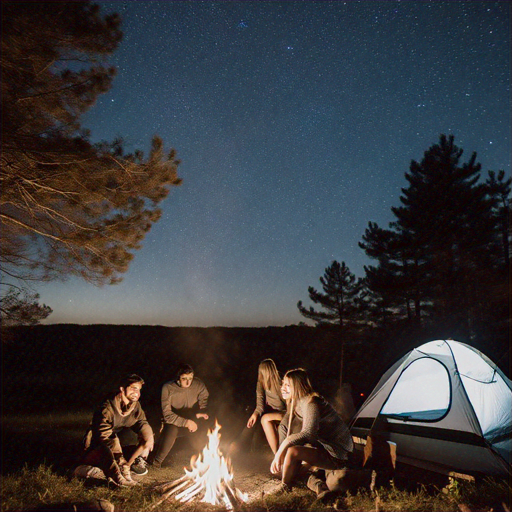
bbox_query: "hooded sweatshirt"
[85,393,152,452]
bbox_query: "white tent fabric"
[350,339,511,477]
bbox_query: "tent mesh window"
[381,358,450,421]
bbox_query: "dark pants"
[153,419,209,465]
[79,439,137,480]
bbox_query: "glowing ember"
[153,422,248,511]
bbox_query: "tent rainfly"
[350,339,511,478]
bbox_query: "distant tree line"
[298,135,511,383]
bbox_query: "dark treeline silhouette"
[2,322,509,422]
[2,325,348,414]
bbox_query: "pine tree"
[360,134,504,338]
[360,222,427,324]
[0,288,52,326]
[297,260,364,386]
[1,1,182,289]
[486,170,511,272]
[484,170,511,326]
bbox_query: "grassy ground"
[1,411,510,512]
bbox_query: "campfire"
[153,422,248,510]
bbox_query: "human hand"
[196,413,209,420]
[247,412,258,428]
[186,419,198,432]
[270,452,282,475]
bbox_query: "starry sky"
[39,0,511,328]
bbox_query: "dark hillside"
[3,323,508,420]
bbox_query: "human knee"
[260,414,271,427]
[286,446,302,462]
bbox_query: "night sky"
[39,0,511,327]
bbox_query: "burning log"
[164,478,193,496]
[176,480,204,502]
[149,475,189,510]
[222,481,240,511]
[150,476,194,511]
[153,474,189,494]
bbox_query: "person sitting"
[230,358,286,456]
[270,368,353,493]
[74,374,154,486]
[151,364,210,468]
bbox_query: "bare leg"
[260,412,284,454]
[282,445,339,487]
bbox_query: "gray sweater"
[278,395,353,461]
[254,381,286,416]
[161,378,209,427]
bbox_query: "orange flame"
[177,421,248,509]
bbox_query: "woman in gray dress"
[270,368,353,491]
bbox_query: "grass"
[2,465,510,512]
[1,411,510,512]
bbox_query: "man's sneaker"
[150,459,162,469]
[119,463,134,482]
[110,473,139,487]
[131,456,149,476]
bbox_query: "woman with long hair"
[247,359,286,453]
[270,368,353,492]
[230,359,286,455]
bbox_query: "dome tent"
[350,339,511,478]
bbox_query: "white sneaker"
[73,465,107,480]
[110,473,139,487]
[120,463,134,482]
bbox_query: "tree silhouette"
[0,288,52,326]
[297,260,364,386]
[360,223,426,324]
[360,134,506,339]
[1,1,182,291]
[486,170,511,271]
[484,170,511,328]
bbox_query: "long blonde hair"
[284,368,315,402]
[257,359,282,396]
[283,368,318,428]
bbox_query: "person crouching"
[74,374,154,486]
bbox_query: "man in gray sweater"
[152,364,210,467]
